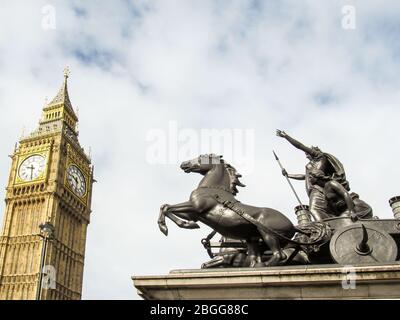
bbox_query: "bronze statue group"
[158,130,376,268]
[276,129,372,221]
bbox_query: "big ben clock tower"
[0,69,94,300]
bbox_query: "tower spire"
[64,66,70,80]
[38,67,78,133]
[46,67,76,116]
[62,66,70,99]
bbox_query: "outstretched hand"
[276,129,287,138]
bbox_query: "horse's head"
[181,154,246,195]
[180,154,223,175]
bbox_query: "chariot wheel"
[329,224,398,264]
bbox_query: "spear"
[273,150,304,207]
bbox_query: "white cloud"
[1,0,400,299]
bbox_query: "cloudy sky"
[1,0,400,299]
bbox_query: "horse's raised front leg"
[158,205,169,236]
[158,201,200,236]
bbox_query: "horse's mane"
[222,159,245,195]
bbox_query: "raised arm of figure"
[276,129,318,156]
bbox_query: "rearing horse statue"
[158,154,295,267]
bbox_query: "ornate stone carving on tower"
[0,69,94,300]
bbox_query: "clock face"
[67,165,86,197]
[18,155,46,181]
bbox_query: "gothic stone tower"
[0,69,94,300]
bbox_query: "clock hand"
[28,164,35,180]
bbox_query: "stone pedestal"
[132,263,400,300]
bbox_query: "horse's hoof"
[159,225,168,236]
[264,260,278,267]
[249,261,257,268]
[264,254,284,267]
[186,221,200,229]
